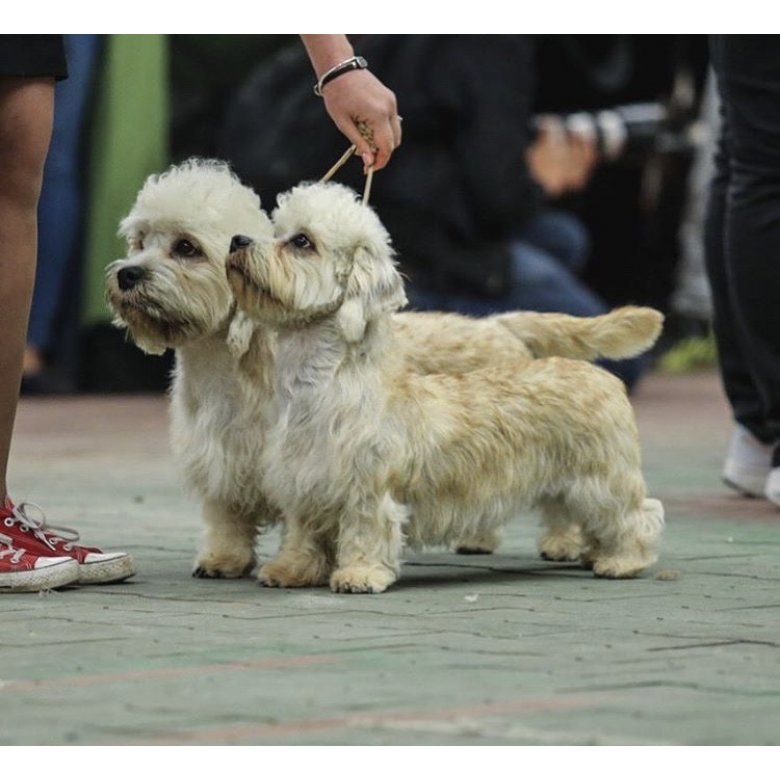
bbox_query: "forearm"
[298,34,401,172]
[300,34,354,77]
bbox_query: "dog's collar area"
[228,240,351,329]
[287,289,348,329]
[226,251,284,311]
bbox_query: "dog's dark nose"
[230,235,253,253]
[117,266,146,291]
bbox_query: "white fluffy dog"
[227,181,665,594]
[106,160,662,581]
[106,160,277,578]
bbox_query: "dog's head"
[227,181,407,341]
[105,158,273,355]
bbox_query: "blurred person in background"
[532,35,708,319]
[223,34,646,388]
[0,34,134,592]
[22,34,102,395]
[706,36,780,508]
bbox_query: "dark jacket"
[221,35,544,297]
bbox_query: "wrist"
[313,55,369,97]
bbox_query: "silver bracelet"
[313,55,368,97]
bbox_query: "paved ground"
[2,370,778,745]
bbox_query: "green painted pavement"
[2,372,778,745]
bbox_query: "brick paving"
[1,370,778,745]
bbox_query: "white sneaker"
[0,502,135,585]
[0,533,80,593]
[722,425,775,497]
[765,466,780,507]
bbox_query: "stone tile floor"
[1,371,778,745]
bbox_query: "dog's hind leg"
[571,478,665,578]
[536,497,585,562]
[193,498,259,578]
[258,514,333,588]
[330,493,407,594]
[455,527,502,555]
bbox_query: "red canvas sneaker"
[0,533,79,593]
[0,501,135,585]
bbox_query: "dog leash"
[321,120,376,204]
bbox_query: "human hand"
[320,68,402,172]
[565,129,598,191]
[527,116,598,197]
[527,117,570,197]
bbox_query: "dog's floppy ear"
[228,311,275,397]
[336,244,407,343]
[226,309,256,361]
[134,340,167,357]
[336,298,370,344]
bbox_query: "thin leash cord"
[362,166,374,204]
[320,143,375,204]
[321,118,378,204]
[321,144,356,183]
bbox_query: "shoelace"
[1,503,81,553]
[0,532,25,564]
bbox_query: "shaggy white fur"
[106,160,278,578]
[107,160,663,583]
[228,181,665,593]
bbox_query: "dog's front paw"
[330,565,396,594]
[192,551,254,579]
[258,557,329,588]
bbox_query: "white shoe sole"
[0,558,80,593]
[765,468,780,508]
[723,425,775,497]
[723,460,771,498]
[77,553,136,585]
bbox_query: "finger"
[372,142,392,171]
[574,133,597,168]
[359,109,402,171]
[542,115,566,146]
[391,114,403,148]
[572,135,596,185]
[367,121,396,171]
[332,118,376,169]
[583,137,598,170]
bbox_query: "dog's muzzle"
[226,236,256,283]
[117,266,147,292]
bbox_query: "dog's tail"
[493,306,664,361]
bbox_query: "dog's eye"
[172,239,202,259]
[289,233,315,251]
[130,236,144,252]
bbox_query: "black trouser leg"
[706,36,780,444]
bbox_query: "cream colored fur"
[106,160,278,578]
[228,181,665,593]
[106,160,663,580]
